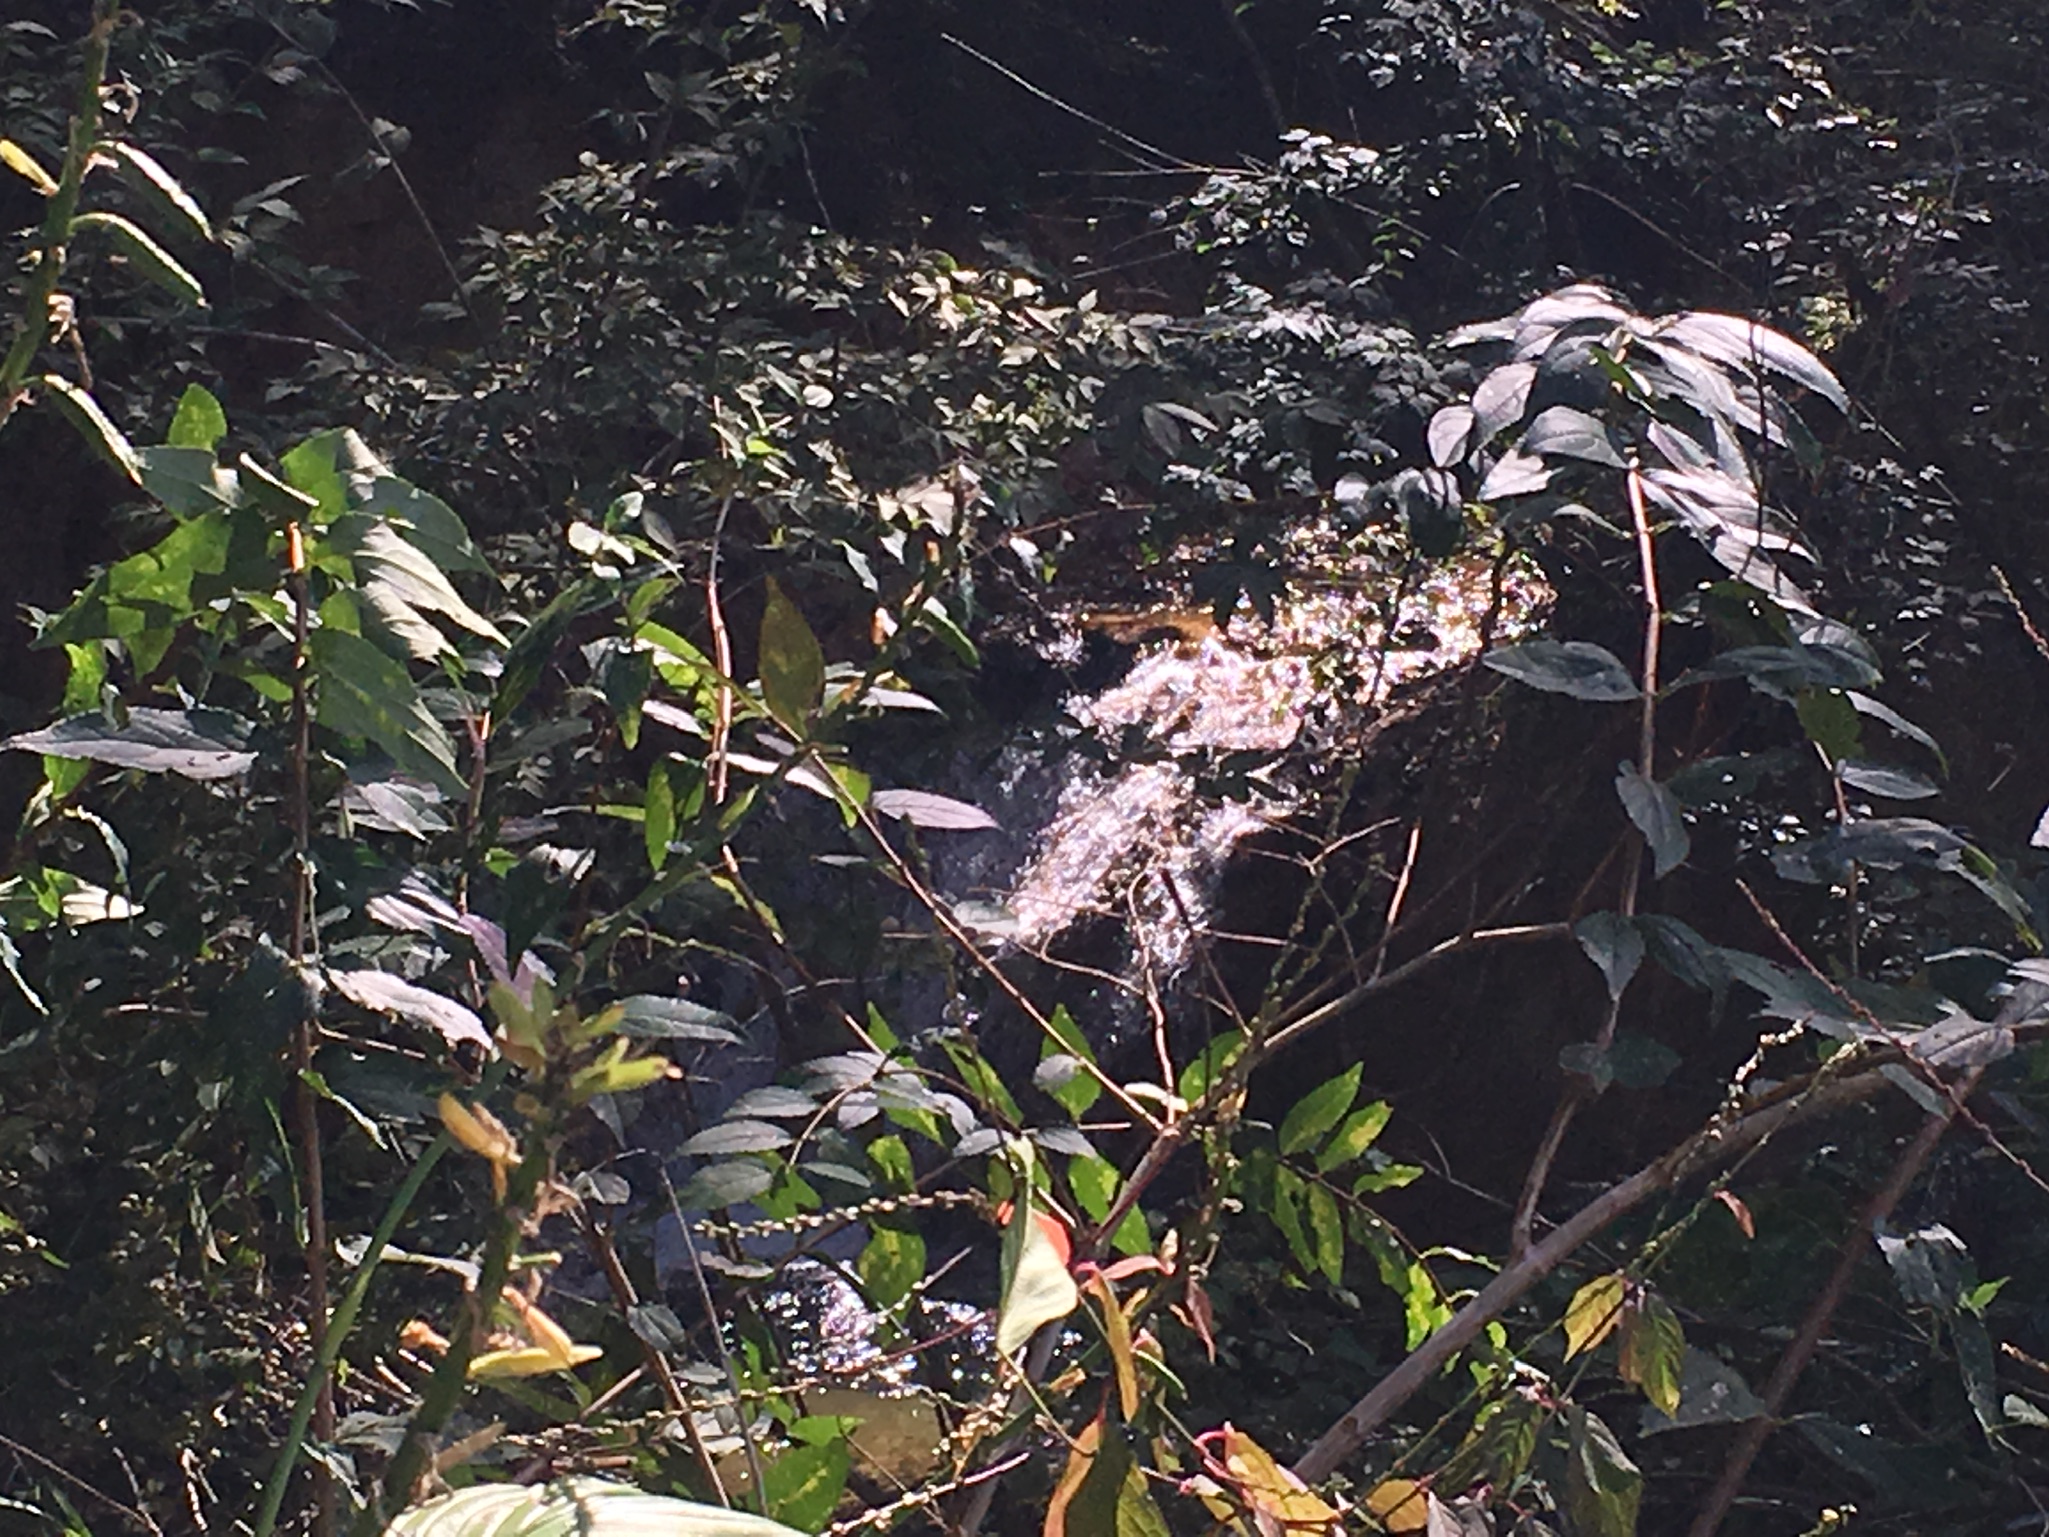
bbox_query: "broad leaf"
[309,628,465,796]
[1483,639,1639,700]
[1565,1407,1643,1537]
[166,384,228,450]
[1618,1291,1686,1416]
[383,1476,808,1537]
[1522,404,1624,466]
[329,969,492,1053]
[1564,1272,1627,1358]
[40,374,140,483]
[996,1186,1079,1354]
[5,707,255,780]
[105,141,215,244]
[1278,1064,1361,1155]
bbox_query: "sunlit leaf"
[996,1182,1078,1354]
[383,1476,808,1537]
[1618,1291,1686,1416]
[1564,1272,1628,1359]
[1278,1064,1360,1156]
[5,707,255,780]
[1483,639,1639,700]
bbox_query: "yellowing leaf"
[1214,1427,1338,1531]
[1085,1273,1142,1419]
[1044,1415,1102,1537]
[468,1343,602,1379]
[0,138,58,196]
[439,1092,521,1202]
[1564,1272,1628,1359]
[1364,1478,1432,1533]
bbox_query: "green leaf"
[1177,1030,1245,1104]
[385,1477,809,1537]
[308,628,465,796]
[1316,1101,1391,1172]
[644,760,676,872]
[39,374,139,483]
[72,211,206,307]
[857,1223,925,1311]
[338,518,507,660]
[496,580,596,719]
[1401,1260,1449,1349]
[1306,1181,1344,1285]
[166,384,227,450]
[1060,1422,1169,1537]
[280,432,349,524]
[1565,1407,1643,1537]
[1618,1291,1685,1416]
[5,707,255,780]
[1036,1004,1101,1119]
[1279,1064,1362,1156]
[134,445,238,517]
[1796,687,1864,763]
[759,577,825,733]
[1483,639,1640,700]
[762,1440,851,1534]
[1615,762,1689,877]
[1270,1165,1314,1274]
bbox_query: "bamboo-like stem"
[351,1116,551,1536]
[252,1132,455,1537]
[0,1,116,432]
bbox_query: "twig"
[1290,1063,1897,1483]
[1684,1067,1983,1537]
[938,34,1197,173]
[579,1212,730,1504]
[283,519,335,1537]
[0,1431,157,1534]
[1993,565,2049,668]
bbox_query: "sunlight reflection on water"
[1000,546,1548,979]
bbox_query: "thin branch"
[1291,1063,1898,1484]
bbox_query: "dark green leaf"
[1615,762,1689,877]
[1483,639,1639,700]
[615,996,739,1043]
[5,707,255,780]
[1839,759,1939,800]
[1521,404,1624,466]
[1565,1407,1642,1537]
[1576,912,1644,1002]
